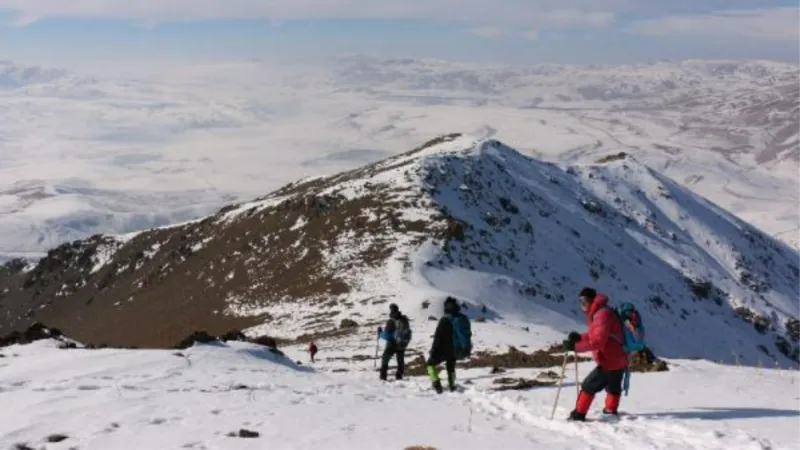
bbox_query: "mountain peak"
[0,135,797,367]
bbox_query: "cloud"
[519,30,540,41]
[540,10,615,28]
[628,7,799,40]
[467,26,506,39]
[0,0,617,29]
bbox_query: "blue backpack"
[609,302,647,396]
[449,313,472,360]
[615,302,646,352]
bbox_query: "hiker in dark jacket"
[426,296,460,393]
[563,287,628,421]
[378,303,410,380]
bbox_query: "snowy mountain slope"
[1,339,798,450]
[0,134,796,368]
[0,57,797,261]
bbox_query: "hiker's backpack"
[449,313,472,360]
[394,316,412,348]
[614,302,646,353]
[610,302,647,396]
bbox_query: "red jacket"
[574,294,628,370]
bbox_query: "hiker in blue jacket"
[377,303,411,381]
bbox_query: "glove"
[563,331,581,351]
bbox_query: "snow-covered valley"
[1,57,798,261]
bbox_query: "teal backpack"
[609,302,647,395]
[449,313,472,360]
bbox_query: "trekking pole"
[550,353,569,420]
[574,352,579,396]
[373,336,380,369]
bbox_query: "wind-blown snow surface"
[1,57,798,261]
[1,340,798,450]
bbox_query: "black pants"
[380,344,405,380]
[426,354,456,386]
[581,366,625,395]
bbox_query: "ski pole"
[374,336,380,368]
[550,352,569,420]
[574,352,579,396]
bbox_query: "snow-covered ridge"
[0,134,797,368]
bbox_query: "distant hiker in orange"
[308,341,318,363]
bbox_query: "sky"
[0,1,798,68]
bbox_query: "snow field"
[1,340,798,450]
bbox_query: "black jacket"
[430,315,455,360]
[430,298,462,359]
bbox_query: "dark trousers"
[581,366,625,395]
[380,343,405,380]
[426,354,456,386]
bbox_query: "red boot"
[603,393,620,415]
[576,391,594,414]
[568,391,594,421]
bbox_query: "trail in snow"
[2,340,798,450]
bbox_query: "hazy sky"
[0,0,798,67]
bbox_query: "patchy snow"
[224,135,799,367]
[0,340,797,449]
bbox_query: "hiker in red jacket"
[563,287,628,421]
[308,341,318,363]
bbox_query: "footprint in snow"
[77,385,102,390]
[150,418,167,425]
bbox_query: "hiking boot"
[432,380,443,394]
[567,410,586,422]
[449,384,456,392]
[602,408,618,416]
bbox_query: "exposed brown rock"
[0,136,466,348]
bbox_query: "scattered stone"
[251,335,278,349]
[536,370,560,380]
[339,318,359,329]
[464,346,589,370]
[46,433,69,443]
[490,366,505,374]
[428,315,438,321]
[0,322,64,348]
[492,377,555,391]
[228,429,259,438]
[13,443,35,450]
[786,318,800,342]
[172,331,217,349]
[628,350,669,372]
[58,341,78,349]
[421,300,430,309]
[220,330,247,342]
